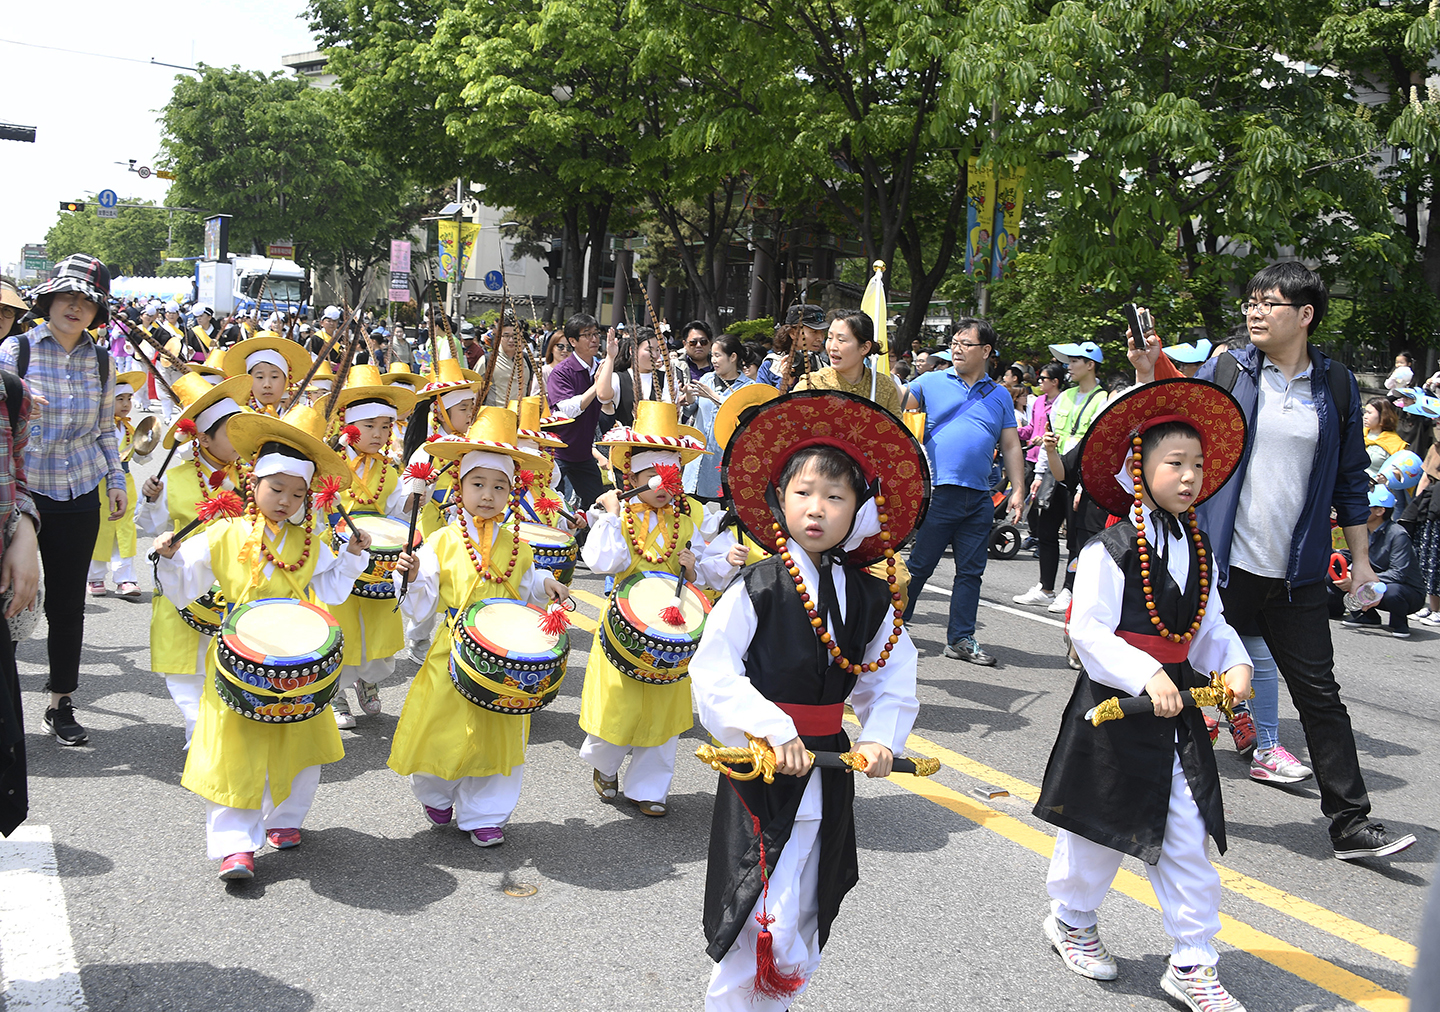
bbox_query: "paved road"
[2,466,1433,1011]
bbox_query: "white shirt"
[554,352,619,418]
[397,511,555,625]
[157,520,368,609]
[580,506,738,589]
[134,446,243,538]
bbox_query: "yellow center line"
[844,717,1417,972]
[888,771,1409,1012]
[570,586,608,611]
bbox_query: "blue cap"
[1403,395,1440,419]
[1162,339,1212,364]
[1381,449,1424,490]
[1368,485,1397,508]
[930,349,953,362]
[1049,341,1104,364]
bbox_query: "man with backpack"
[1134,262,1415,861]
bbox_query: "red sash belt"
[1117,629,1190,664]
[776,702,844,736]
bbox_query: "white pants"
[205,766,322,860]
[340,655,395,691]
[163,673,204,748]
[707,816,823,1011]
[409,769,524,830]
[579,734,679,803]
[88,549,135,586]
[405,610,437,651]
[1046,753,1221,968]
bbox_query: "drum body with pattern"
[515,520,577,584]
[215,598,344,723]
[601,570,710,684]
[178,584,227,635]
[449,598,569,715]
[330,511,415,598]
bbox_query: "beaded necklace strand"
[459,498,522,584]
[770,493,905,676]
[244,476,316,573]
[1128,434,1208,642]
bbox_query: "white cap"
[193,303,212,317]
[164,301,180,314]
[323,306,342,321]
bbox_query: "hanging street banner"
[990,168,1027,281]
[437,221,480,282]
[965,159,995,277]
[388,240,412,302]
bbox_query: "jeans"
[902,485,993,645]
[556,457,607,512]
[1220,567,1372,839]
[1324,581,1425,631]
[1240,634,1280,752]
[35,490,103,697]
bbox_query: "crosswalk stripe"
[0,825,88,1011]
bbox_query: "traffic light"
[58,201,85,212]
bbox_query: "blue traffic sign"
[97,189,118,208]
[484,270,504,291]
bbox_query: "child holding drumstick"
[389,407,569,847]
[88,371,148,600]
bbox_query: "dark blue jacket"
[1195,345,1370,589]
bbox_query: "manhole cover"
[504,884,539,898]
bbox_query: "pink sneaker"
[87,582,107,597]
[424,804,453,826]
[470,827,505,848]
[219,852,255,880]
[1250,745,1313,784]
[266,828,301,850]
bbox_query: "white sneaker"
[1423,613,1440,627]
[1043,914,1117,980]
[1047,588,1073,614]
[1013,584,1056,606]
[1160,964,1246,1012]
[1250,745,1312,784]
[332,695,357,730]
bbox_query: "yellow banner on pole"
[861,260,890,376]
[990,168,1027,281]
[437,221,481,281]
[965,159,996,277]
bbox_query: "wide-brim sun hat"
[223,334,313,382]
[1077,378,1247,519]
[162,375,254,449]
[422,407,550,476]
[598,400,709,469]
[30,255,111,326]
[334,364,417,419]
[721,389,931,567]
[227,404,353,488]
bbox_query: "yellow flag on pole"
[861,260,890,376]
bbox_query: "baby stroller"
[988,487,1022,560]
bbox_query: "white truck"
[231,256,310,318]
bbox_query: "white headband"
[195,398,242,434]
[253,451,315,485]
[345,402,397,424]
[460,450,515,483]
[631,449,681,474]
[115,381,136,396]
[517,437,540,452]
[441,389,476,411]
[388,377,418,391]
[246,349,289,375]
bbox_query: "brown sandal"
[631,799,668,817]
[592,768,619,801]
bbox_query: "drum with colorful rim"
[449,598,569,714]
[601,570,711,684]
[177,584,226,635]
[215,598,344,723]
[515,520,577,584]
[330,511,415,598]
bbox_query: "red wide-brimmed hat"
[722,390,931,566]
[1078,378,1247,519]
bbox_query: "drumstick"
[617,463,684,502]
[314,476,358,535]
[659,566,688,627]
[148,490,245,561]
[395,459,440,607]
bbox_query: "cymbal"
[129,414,161,461]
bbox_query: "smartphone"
[1123,303,1147,348]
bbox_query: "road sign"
[137,166,151,179]
[484,270,504,291]
[156,169,175,181]
[97,189,118,209]
[22,257,51,271]
[98,207,117,219]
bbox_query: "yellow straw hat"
[598,400,708,469]
[714,384,780,449]
[161,374,254,448]
[227,404,353,488]
[113,371,149,397]
[222,334,313,382]
[335,364,417,419]
[423,407,549,475]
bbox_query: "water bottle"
[1343,580,1386,613]
[26,421,41,457]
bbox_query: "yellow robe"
[388,522,534,779]
[92,422,136,563]
[329,454,405,666]
[180,519,345,809]
[579,506,697,748]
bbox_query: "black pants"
[1028,496,1065,591]
[0,617,24,836]
[557,458,608,513]
[35,490,102,697]
[1063,493,1107,592]
[1221,566,1372,840]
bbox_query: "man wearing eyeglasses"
[902,318,1026,666]
[546,313,620,513]
[1133,261,1415,862]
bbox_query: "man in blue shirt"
[903,318,1025,664]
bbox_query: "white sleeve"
[1184,584,1252,678]
[598,373,619,408]
[555,394,584,417]
[580,512,631,575]
[518,563,556,607]
[156,532,217,609]
[310,541,371,606]
[398,541,441,625]
[134,473,170,537]
[383,470,411,518]
[850,623,920,756]
[1069,539,1163,697]
[694,530,739,590]
[689,583,800,748]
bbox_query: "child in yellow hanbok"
[578,402,742,816]
[137,373,254,746]
[400,354,479,538]
[389,408,568,846]
[88,371,147,600]
[153,405,371,882]
[511,395,580,533]
[222,334,313,416]
[326,365,417,728]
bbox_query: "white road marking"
[920,582,1067,629]
[0,825,88,1011]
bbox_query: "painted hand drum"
[331,511,416,598]
[449,598,569,715]
[177,583,226,635]
[215,598,344,723]
[601,570,711,684]
[515,520,577,585]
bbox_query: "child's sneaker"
[116,582,142,601]
[355,680,382,715]
[332,695,357,729]
[219,852,255,881]
[1160,964,1245,1012]
[1203,714,1220,744]
[87,581,107,597]
[1227,709,1256,758]
[1042,913,1118,980]
[424,804,453,826]
[1250,745,1312,784]
[266,828,301,850]
[471,827,505,848]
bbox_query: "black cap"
[785,304,826,328]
